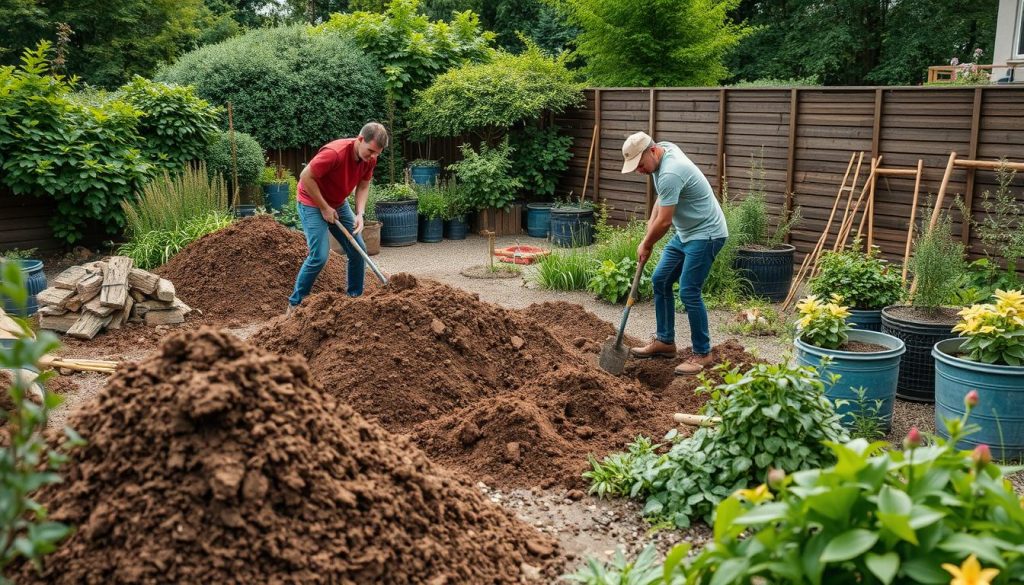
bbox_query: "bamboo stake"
[580,124,599,200]
[901,160,924,284]
[835,157,882,253]
[928,152,958,232]
[673,412,721,427]
[832,153,866,252]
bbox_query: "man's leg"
[631,235,685,358]
[674,237,727,375]
[288,203,332,308]
[327,202,366,297]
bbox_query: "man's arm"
[300,165,338,223]
[637,204,675,265]
[350,179,371,234]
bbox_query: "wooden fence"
[554,86,1024,264]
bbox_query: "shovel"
[598,259,647,375]
[333,219,389,286]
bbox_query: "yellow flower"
[734,483,773,504]
[994,288,1024,308]
[941,554,999,585]
[796,296,822,315]
[828,304,851,318]
[978,325,1000,334]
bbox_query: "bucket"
[444,217,468,240]
[1,259,47,317]
[410,165,440,186]
[526,203,553,238]
[418,215,443,243]
[263,184,289,212]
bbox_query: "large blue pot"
[418,215,443,243]
[1,259,47,317]
[847,308,882,332]
[934,337,1024,460]
[377,200,418,246]
[526,203,553,238]
[794,329,906,432]
[410,165,440,186]
[444,217,468,240]
[550,208,594,247]
[263,183,289,212]
[734,245,795,302]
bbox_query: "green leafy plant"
[702,182,746,308]
[373,182,418,202]
[259,165,293,186]
[910,205,967,310]
[118,212,234,269]
[509,124,574,198]
[566,544,676,585]
[734,155,800,248]
[844,386,886,441]
[810,245,905,310]
[586,361,848,528]
[416,185,447,220]
[203,130,264,190]
[583,436,657,499]
[587,258,634,303]
[446,139,522,211]
[534,248,596,291]
[438,180,471,221]
[408,159,440,168]
[0,249,38,261]
[796,294,854,349]
[970,164,1024,286]
[0,262,84,580]
[952,289,1024,366]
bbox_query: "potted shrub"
[934,289,1024,459]
[259,165,293,212]
[440,180,470,240]
[447,140,523,236]
[408,159,441,186]
[732,161,800,301]
[416,185,446,243]
[882,207,965,402]
[510,125,574,238]
[374,183,418,247]
[809,243,904,331]
[361,186,382,256]
[0,249,46,317]
[793,294,906,432]
[550,196,596,248]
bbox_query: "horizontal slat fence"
[555,86,1024,266]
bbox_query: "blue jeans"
[288,201,366,306]
[651,235,726,355]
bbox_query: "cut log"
[67,312,114,340]
[128,268,160,295]
[84,261,107,275]
[129,289,146,302]
[38,305,68,317]
[144,308,185,325]
[36,287,75,308]
[84,297,117,317]
[100,257,132,308]
[39,313,82,334]
[76,273,103,301]
[53,266,89,290]
[134,299,174,316]
[108,296,134,330]
[64,295,84,313]
[155,278,176,302]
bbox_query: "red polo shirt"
[297,138,376,209]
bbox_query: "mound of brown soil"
[23,328,558,584]
[156,215,351,323]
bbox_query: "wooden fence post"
[716,89,727,198]
[646,88,657,213]
[784,88,799,243]
[871,89,883,162]
[962,87,983,244]
[593,89,602,203]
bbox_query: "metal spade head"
[598,335,629,375]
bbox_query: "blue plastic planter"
[934,338,1024,459]
[444,217,468,240]
[847,308,883,332]
[418,215,443,243]
[550,208,594,247]
[794,329,906,432]
[526,203,553,238]
[1,259,46,317]
[377,200,418,246]
[734,245,795,302]
[233,204,257,218]
[263,184,289,212]
[410,165,440,186]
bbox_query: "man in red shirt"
[287,122,388,314]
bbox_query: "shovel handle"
[333,219,389,286]
[613,259,647,348]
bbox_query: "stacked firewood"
[36,257,192,340]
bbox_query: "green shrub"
[203,130,264,189]
[373,182,418,202]
[118,212,234,269]
[509,124,574,199]
[584,361,847,528]
[587,258,634,303]
[416,186,447,220]
[438,180,471,220]
[910,205,967,310]
[534,248,596,291]
[972,164,1024,281]
[734,156,799,247]
[796,294,853,349]
[0,263,84,576]
[121,163,229,235]
[259,165,294,186]
[729,75,821,87]
[158,25,385,150]
[811,245,905,310]
[446,139,522,211]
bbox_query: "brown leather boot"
[674,352,714,376]
[630,338,677,359]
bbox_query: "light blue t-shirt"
[652,142,728,242]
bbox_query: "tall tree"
[561,0,750,87]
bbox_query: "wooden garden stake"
[228,102,240,207]
[901,160,924,284]
[580,124,599,201]
[929,151,958,232]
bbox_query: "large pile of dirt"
[24,328,559,584]
[157,215,351,323]
[258,277,758,489]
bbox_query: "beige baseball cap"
[621,131,653,173]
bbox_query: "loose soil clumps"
[23,328,558,584]
[156,215,350,323]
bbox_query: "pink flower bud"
[903,426,922,450]
[767,468,786,490]
[972,444,992,467]
[965,390,979,409]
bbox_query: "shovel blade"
[598,337,629,375]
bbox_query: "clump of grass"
[118,212,234,269]
[910,202,967,310]
[534,247,596,291]
[122,163,228,236]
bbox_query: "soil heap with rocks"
[157,215,350,323]
[22,328,558,584]
[257,277,757,489]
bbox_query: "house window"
[1018,0,1024,57]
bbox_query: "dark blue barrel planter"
[263,184,289,212]
[734,245,795,302]
[847,308,883,332]
[550,207,594,247]
[794,329,906,433]
[444,217,468,240]
[377,200,418,247]
[233,204,257,218]
[1,259,47,317]
[526,203,553,238]
[934,338,1024,459]
[410,164,440,186]
[881,306,958,403]
[418,215,443,243]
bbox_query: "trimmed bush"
[203,131,265,189]
[158,25,386,150]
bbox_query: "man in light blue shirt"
[622,132,728,375]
